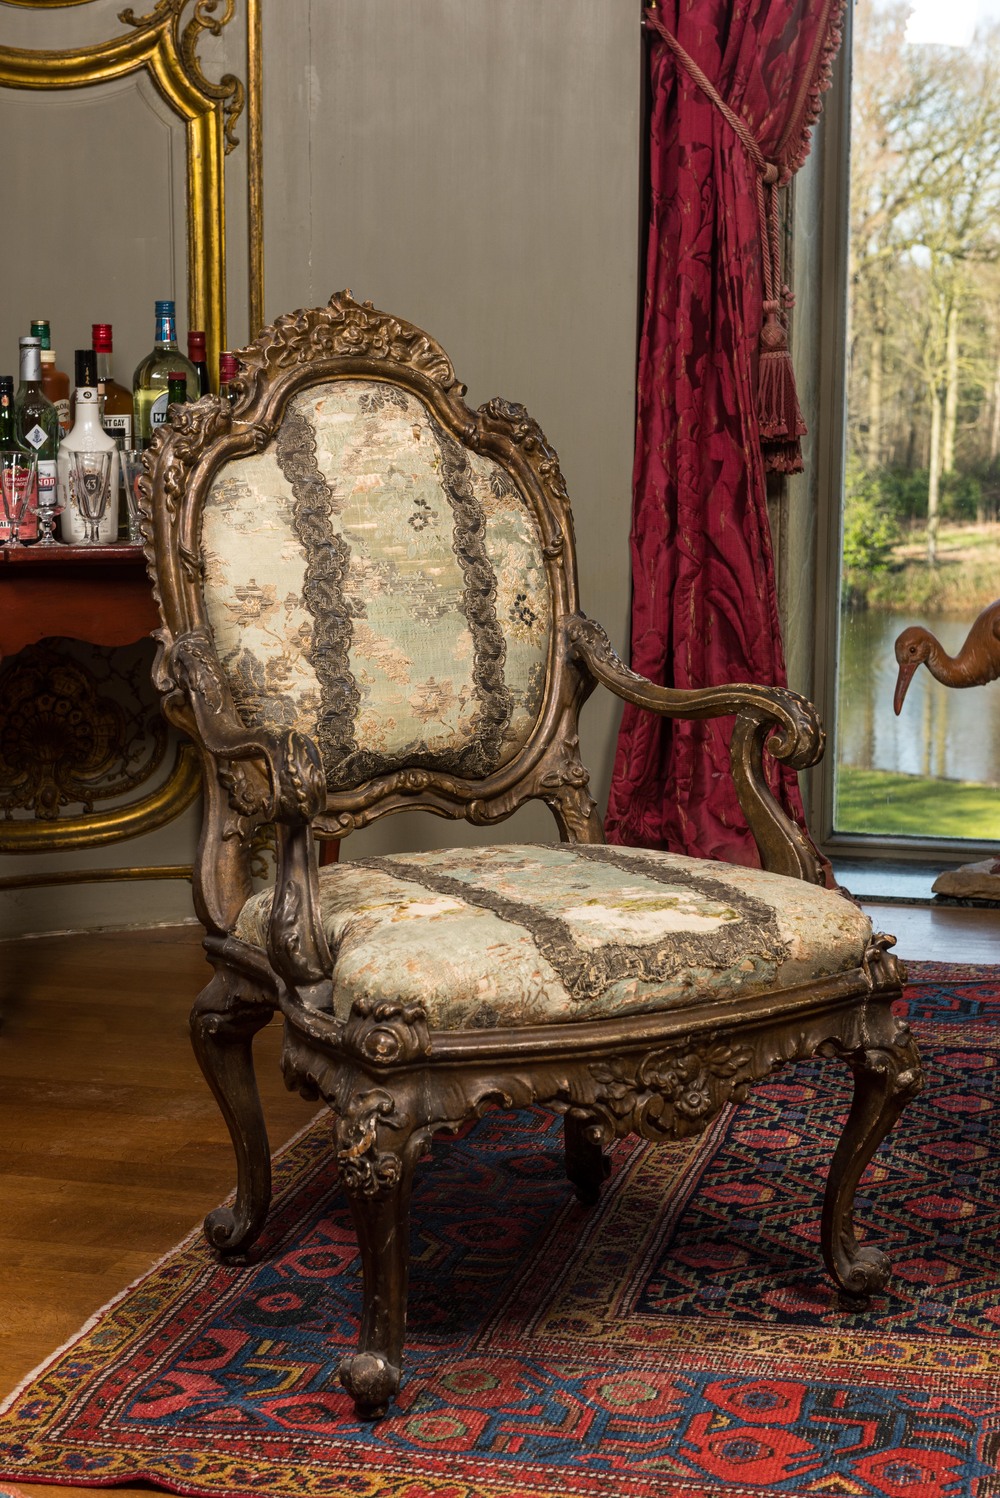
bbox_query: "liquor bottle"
[91,324,134,449]
[0,376,19,450]
[132,300,199,447]
[14,336,58,536]
[167,370,189,411]
[58,349,119,544]
[31,319,72,436]
[218,351,239,407]
[187,330,210,396]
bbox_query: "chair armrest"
[566,615,826,884]
[169,630,332,996]
[169,630,327,826]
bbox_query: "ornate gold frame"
[0,2,263,880]
[0,0,264,376]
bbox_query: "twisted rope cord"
[643,8,790,315]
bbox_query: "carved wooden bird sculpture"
[893,598,1000,715]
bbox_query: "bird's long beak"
[893,661,917,715]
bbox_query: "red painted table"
[0,543,158,660]
[0,543,200,867]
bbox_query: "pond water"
[837,608,1000,786]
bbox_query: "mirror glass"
[0,71,188,393]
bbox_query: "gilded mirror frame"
[0,0,264,377]
[0,0,262,860]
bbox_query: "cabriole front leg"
[821,1009,923,1296]
[190,967,275,1257]
[335,1089,421,1421]
[564,1110,611,1205]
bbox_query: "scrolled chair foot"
[828,1240,891,1299]
[338,1351,402,1421]
[203,1204,258,1257]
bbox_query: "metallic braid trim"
[430,417,513,775]
[331,409,514,788]
[274,404,360,775]
[352,848,788,1004]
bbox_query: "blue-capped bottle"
[131,299,200,448]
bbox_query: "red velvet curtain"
[605,0,844,866]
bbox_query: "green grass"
[836,766,1000,838]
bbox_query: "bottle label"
[55,398,71,435]
[0,466,38,540]
[37,460,57,500]
[24,423,48,450]
[149,392,169,428]
[103,412,133,448]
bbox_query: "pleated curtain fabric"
[606,0,844,868]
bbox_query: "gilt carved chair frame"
[141,293,922,1421]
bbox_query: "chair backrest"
[144,294,602,916]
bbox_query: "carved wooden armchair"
[142,293,922,1422]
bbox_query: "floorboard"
[0,910,995,1498]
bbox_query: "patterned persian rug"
[1,961,999,1497]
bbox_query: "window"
[808,0,1000,863]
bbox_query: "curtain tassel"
[758,302,806,473]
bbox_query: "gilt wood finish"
[142,292,923,1421]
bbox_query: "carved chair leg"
[564,1110,611,1205]
[821,1009,923,1297]
[335,1092,422,1421]
[190,966,275,1257]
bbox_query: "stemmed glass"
[69,450,114,544]
[1,451,37,547]
[33,479,63,546]
[119,448,146,543]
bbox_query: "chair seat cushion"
[235,843,873,1031]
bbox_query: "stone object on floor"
[932,859,1000,901]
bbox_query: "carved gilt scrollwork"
[232,291,464,413]
[862,931,904,990]
[480,395,571,530]
[590,1039,755,1142]
[342,1000,433,1068]
[336,1090,405,1200]
[120,0,245,153]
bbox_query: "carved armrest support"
[169,630,327,825]
[566,615,826,884]
[169,630,332,997]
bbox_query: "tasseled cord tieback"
[643,8,807,473]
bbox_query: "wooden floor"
[0,907,997,1498]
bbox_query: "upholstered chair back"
[199,378,552,794]
[143,294,597,916]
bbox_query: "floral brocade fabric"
[235,844,873,1030]
[200,380,551,791]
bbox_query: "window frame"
[791,8,1000,870]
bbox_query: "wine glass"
[69,450,114,544]
[119,448,146,543]
[32,478,63,546]
[0,451,37,547]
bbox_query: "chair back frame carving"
[141,291,603,933]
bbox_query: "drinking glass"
[68,450,114,544]
[119,448,146,543]
[0,451,37,547]
[33,480,63,546]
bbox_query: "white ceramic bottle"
[58,349,119,544]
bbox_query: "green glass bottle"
[132,300,199,447]
[167,370,189,412]
[14,336,59,521]
[0,375,20,451]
